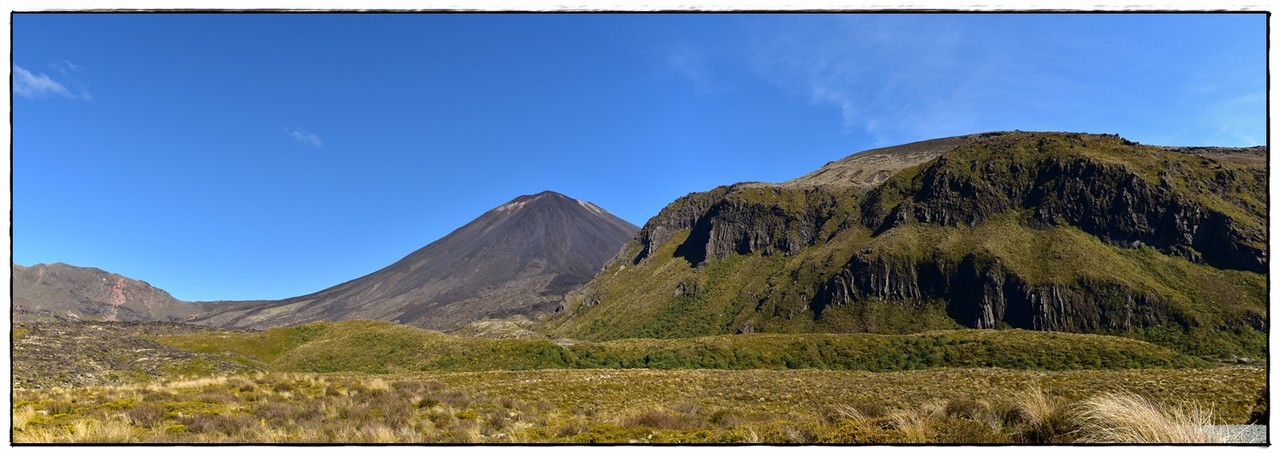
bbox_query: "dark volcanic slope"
[12,263,214,322]
[194,191,639,331]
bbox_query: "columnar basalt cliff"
[549,132,1267,357]
[812,251,1189,333]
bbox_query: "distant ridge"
[192,191,639,331]
[783,132,1010,189]
[12,262,215,322]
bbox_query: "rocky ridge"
[12,263,215,323]
[549,132,1267,357]
[783,132,1010,189]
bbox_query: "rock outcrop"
[630,184,856,266]
[812,251,1191,333]
[862,133,1267,273]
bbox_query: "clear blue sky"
[12,13,1267,301]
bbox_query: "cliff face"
[819,132,1268,335]
[629,184,856,266]
[813,251,1188,333]
[862,133,1266,273]
[549,132,1267,357]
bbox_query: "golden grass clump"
[15,416,138,443]
[1076,393,1235,443]
[11,404,40,431]
[887,411,935,443]
[161,375,232,391]
[1012,384,1079,443]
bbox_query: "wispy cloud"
[746,15,1264,147]
[50,59,84,76]
[1202,92,1265,146]
[285,128,323,147]
[666,46,729,95]
[14,65,77,99]
[744,16,1084,145]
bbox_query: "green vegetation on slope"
[580,330,1210,371]
[549,211,1265,357]
[162,320,577,374]
[843,211,1267,357]
[545,132,1267,359]
[157,320,1209,375]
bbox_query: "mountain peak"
[192,190,640,331]
[519,190,565,201]
[498,190,571,213]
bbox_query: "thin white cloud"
[1203,92,1265,146]
[50,60,84,76]
[748,16,1264,148]
[14,65,76,99]
[666,46,729,95]
[745,16,1075,145]
[285,128,323,147]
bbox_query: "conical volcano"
[194,191,639,331]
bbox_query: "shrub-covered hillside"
[155,320,1210,374]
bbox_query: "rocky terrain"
[12,321,260,389]
[548,132,1267,358]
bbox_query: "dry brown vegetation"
[12,367,1264,444]
[1076,393,1241,443]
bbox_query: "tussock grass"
[11,404,41,432]
[1011,385,1079,443]
[888,409,936,443]
[11,367,1262,444]
[14,415,138,443]
[1076,393,1236,443]
[163,375,232,390]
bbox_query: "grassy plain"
[11,367,1264,444]
[11,320,1266,444]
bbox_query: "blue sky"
[12,13,1267,301]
